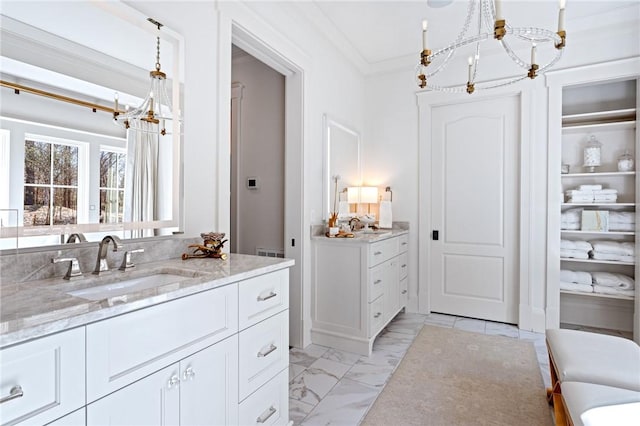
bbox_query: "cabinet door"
[383,260,400,321]
[87,365,180,426]
[180,336,238,426]
[46,408,85,426]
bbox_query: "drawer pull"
[257,343,277,358]
[374,312,382,318]
[182,367,196,381]
[167,375,180,389]
[256,406,277,423]
[373,251,382,256]
[374,279,382,285]
[401,264,407,268]
[402,242,408,246]
[0,385,23,404]
[257,291,277,302]
[402,290,408,294]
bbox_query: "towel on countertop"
[592,285,635,297]
[591,272,635,290]
[560,240,593,252]
[560,248,590,260]
[560,281,593,293]
[560,269,593,285]
[591,240,635,256]
[591,252,635,263]
[378,200,393,229]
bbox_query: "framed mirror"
[322,114,361,221]
[0,1,183,249]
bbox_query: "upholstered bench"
[545,328,640,425]
[560,382,640,426]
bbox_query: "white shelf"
[561,171,636,178]
[562,108,636,131]
[561,230,635,236]
[560,289,634,301]
[561,203,636,208]
[560,257,635,266]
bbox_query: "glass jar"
[583,135,601,173]
[617,151,634,172]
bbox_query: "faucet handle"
[119,248,144,271]
[52,257,83,280]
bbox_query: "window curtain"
[125,122,158,238]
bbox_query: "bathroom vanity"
[311,228,409,355]
[0,253,293,426]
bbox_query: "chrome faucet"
[93,235,122,274]
[66,233,87,243]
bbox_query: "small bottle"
[617,150,634,172]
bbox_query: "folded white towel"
[592,272,635,290]
[592,285,635,297]
[592,189,618,195]
[591,240,635,256]
[566,190,594,196]
[593,195,617,202]
[561,222,581,230]
[579,184,602,191]
[560,269,593,285]
[609,211,635,224]
[560,281,593,293]
[560,240,593,251]
[591,252,635,263]
[560,248,590,259]
[609,222,636,232]
[562,208,583,222]
[568,196,594,203]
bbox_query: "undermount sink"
[67,270,202,301]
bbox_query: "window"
[99,148,126,223]
[23,138,79,227]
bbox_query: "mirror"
[0,2,183,249]
[322,115,361,220]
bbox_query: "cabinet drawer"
[368,296,385,337]
[398,234,409,253]
[0,328,85,426]
[239,310,289,401]
[398,252,409,280]
[239,269,289,331]
[368,263,386,302]
[369,238,398,266]
[400,277,408,308]
[86,283,238,402]
[238,368,289,426]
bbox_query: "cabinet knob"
[0,385,24,404]
[167,375,180,389]
[182,367,196,381]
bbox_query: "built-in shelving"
[561,230,635,236]
[562,171,636,178]
[561,203,636,207]
[560,257,635,266]
[561,289,634,301]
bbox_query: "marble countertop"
[311,228,408,243]
[0,253,294,348]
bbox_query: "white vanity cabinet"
[0,327,85,426]
[311,232,409,355]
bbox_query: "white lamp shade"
[347,187,360,203]
[360,187,379,204]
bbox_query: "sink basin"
[67,271,199,301]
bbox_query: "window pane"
[53,144,78,186]
[24,140,51,184]
[23,186,50,226]
[52,187,77,225]
[100,189,122,224]
[100,151,116,187]
[117,153,126,188]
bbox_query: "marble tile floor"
[288,312,553,426]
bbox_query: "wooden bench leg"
[553,392,567,426]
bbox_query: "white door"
[87,364,180,425]
[429,95,519,323]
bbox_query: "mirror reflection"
[0,2,183,249]
[323,115,361,220]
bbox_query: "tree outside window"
[100,150,126,223]
[23,139,78,226]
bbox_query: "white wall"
[231,53,285,256]
[363,4,640,329]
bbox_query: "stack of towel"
[560,239,593,260]
[609,211,636,232]
[560,269,593,293]
[561,208,582,230]
[592,271,635,297]
[590,240,635,263]
[565,185,618,203]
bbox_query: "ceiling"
[287,0,639,73]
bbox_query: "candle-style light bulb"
[149,91,154,112]
[558,0,566,32]
[495,0,503,20]
[114,92,119,111]
[422,20,429,50]
[531,43,537,64]
[468,56,473,81]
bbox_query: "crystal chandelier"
[113,18,178,135]
[417,0,566,93]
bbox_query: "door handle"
[432,230,439,240]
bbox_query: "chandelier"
[417,0,566,93]
[113,18,178,135]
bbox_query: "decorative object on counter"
[581,210,609,232]
[182,232,228,260]
[327,175,340,236]
[583,134,602,172]
[561,163,570,174]
[324,230,355,238]
[379,187,393,229]
[617,150,634,172]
